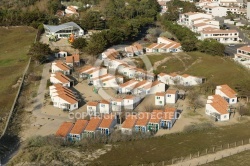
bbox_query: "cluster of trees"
[0,0,62,27]
[28,42,52,64]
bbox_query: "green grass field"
[94,121,250,165]
[0,27,36,118]
[204,150,250,166]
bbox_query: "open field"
[203,150,250,166]
[94,121,250,165]
[0,26,36,129]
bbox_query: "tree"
[86,32,107,55]
[28,42,51,63]
[71,38,87,50]
[187,90,204,112]
[181,37,198,52]
[198,39,225,56]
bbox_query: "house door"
[106,129,109,135]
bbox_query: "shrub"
[183,122,214,133]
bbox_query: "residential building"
[179,74,204,86]
[99,100,111,114]
[178,12,213,27]
[101,48,120,60]
[147,110,163,132]
[215,84,237,104]
[205,95,230,121]
[65,54,80,67]
[147,81,166,94]
[51,61,71,75]
[234,45,250,60]
[203,6,228,17]
[44,22,83,38]
[65,6,79,17]
[79,65,108,79]
[55,122,74,140]
[161,107,177,129]
[83,117,103,137]
[165,89,179,104]
[146,37,182,53]
[123,95,141,110]
[55,51,68,58]
[247,2,250,19]
[121,115,138,134]
[50,72,73,87]
[98,114,117,135]
[134,112,151,132]
[87,101,99,116]
[155,92,166,106]
[69,120,88,141]
[124,43,144,57]
[199,29,240,43]
[118,79,139,94]
[111,98,124,112]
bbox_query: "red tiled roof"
[70,120,88,134]
[85,117,102,131]
[136,112,151,126]
[56,122,74,137]
[149,110,163,123]
[218,84,237,98]
[162,107,176,121]
[166,89,177,94]
[87,101,99,106]
[122,115,137,129]
[99,114,115,128]
[52,72,72,84]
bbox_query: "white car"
[228,44,235,47]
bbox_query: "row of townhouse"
[87,95,142,113]
[49,84,79,111]
[178,12,240,43]
[196,0,245,8]
[79,65,108,80]
[124,42,144,57]
[51,61,72,75]
[157,72,204,86]
[50,72,74,87]
[118,80,166,95]
[155,89,179,105]
[56,115,117,141]
[146,37,182,53]
[121,108,178,134]
[92,74,124,88]
[197,2,246,17]
[205,84,237,121]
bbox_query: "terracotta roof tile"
[70,120,88,134]
[156,92,166,96]
[166,89,177,94]
[218,84,237,98]
[51,72,72,84]
[87,101,99,107]
[99,114,115,128]
[162,107,176,121]
[56,122,74,137]
[135,112,151,126]
[85,117,102,131]
[122,115,138,129]
[149,110,163,123]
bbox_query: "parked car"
[228,44,235,47]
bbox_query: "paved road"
[171,143,250,166]
[224,44,246,56]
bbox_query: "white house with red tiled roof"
[179,74,204,86]
[111,98,124,112]
[146,37,182,53]
[124,43,144,57]
[51,61,71,75]
[121,115,138,134]
[178,12,213,27]
[147,81,166,94]
[87,101,99,116]
[56,122,74,140]
[123,95,141,110]
[234,45,250,60]
[199,29,240,44]
[205,95,230,121]
[99,100,111,114]
[83,117,103,137]
[155,92,166,106]
[69,119,88,141]
[107,59,127,69]
[65,54,80,67]
[51,87,79,111]
[101,48,119,60]
[50,72,73,87]
[161,107,178,129]
[79,65,107,80]
[215,84,237,104]
[98,114,117,135]
[92,74,123,88]
[166,89,179,104]
[134,112,151,132]
[55,51,68,58]
[157,72,180,85]
[118,80,139,94]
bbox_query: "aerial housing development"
[1,0,250,165]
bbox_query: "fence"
[133,138,250,166]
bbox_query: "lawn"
[155,52,250,92]
[204,150,250,166]
[0,27,36,122]
[94,121,250,165]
